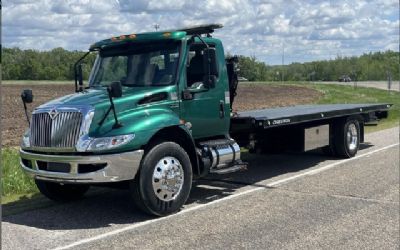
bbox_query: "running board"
[210,162,248,174]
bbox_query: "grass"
[1,148,38,204]
[310,83,400,131]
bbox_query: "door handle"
[219,100,225,118]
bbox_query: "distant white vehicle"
[338,75,352,82]
[238,76,248,81]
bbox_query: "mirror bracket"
[74,51,90,93]
[182,89,193,100]
[99,82,123,128]
[203,75,217,88]
[21,89,33,126]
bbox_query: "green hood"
[37,85,176,111]
[33,85,181,151]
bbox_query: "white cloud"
[3,0,399,64]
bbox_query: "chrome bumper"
[19,149,144,183]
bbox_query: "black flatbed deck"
[231,103,391,130]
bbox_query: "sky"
[3,0,399,65]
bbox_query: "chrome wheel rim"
[346,123,358,151]
[152,156,184,201]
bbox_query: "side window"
[186,44,218,87]
[186,49,204,87]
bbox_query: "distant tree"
[2,47,399,81]
[2,47,96,80]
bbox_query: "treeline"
[2,47,399,81]
[238,51,399,81]
[2,47,96,80]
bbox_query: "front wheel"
[35,180,89,202]
[130,142,193,216]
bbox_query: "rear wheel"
[130,142,192,216]
[333,118,360,158]
[35,180,89,201]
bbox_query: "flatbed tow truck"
[19,24,391,216]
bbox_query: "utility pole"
[154,24,160,31]
[281,42,285,83]
[366,53,370,81]
[387,70,392,93]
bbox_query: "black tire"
[130,142,193,216]
[35,180,89,202]
[333,118,360,158]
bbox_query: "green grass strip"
[1,148,38,199]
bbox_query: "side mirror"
[21,89,33,126]
[203,48,218,76]
[203,48,218,88]
[21,89,33,103]
[108,81,122,98]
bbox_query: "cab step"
[210,160,248,174]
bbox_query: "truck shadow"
[2,145,374,231]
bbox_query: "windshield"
[89,41,180,87]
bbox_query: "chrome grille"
[30,112,83,148]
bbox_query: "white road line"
[266,143,400,187]
[54,142,399,250]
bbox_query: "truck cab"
[20,24,242,216]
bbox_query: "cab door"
[180,42,230,139]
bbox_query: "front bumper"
[20,149,144,183]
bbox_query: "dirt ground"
[1,84,75,147]
[233,83,321,111]
[1,83,321,147]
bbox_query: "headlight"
[21,129,31,148]
[80,111,95,137]
[75,110,95,152]
[86,134,135,152]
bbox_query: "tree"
[2,47,399,81]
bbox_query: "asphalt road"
[2,127,399,250]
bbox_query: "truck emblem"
[48,109,59,120]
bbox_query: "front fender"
[89,108,181,152]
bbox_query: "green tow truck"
[19,24,391,216]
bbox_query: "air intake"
[30,111,82,149]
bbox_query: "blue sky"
[3,0,399,65]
